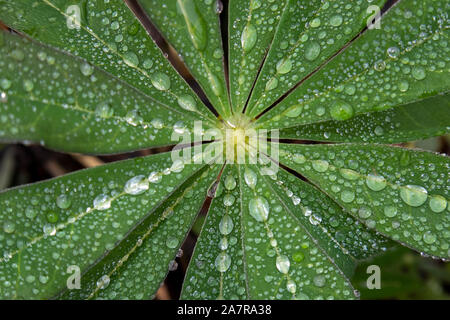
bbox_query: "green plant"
[0,0,448,300]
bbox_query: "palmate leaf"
[0,146,220,299]
[0,0,448,301]
[278,143,450,259]
[182,164,392,300]
[256,0,449,130]
[0,30,216,154]
[0,0,216,122]
[138,0,232,118]
[278,92,450,143]
[245,0,387,118]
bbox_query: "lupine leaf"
[228,0,288,113]
[245,0,387,118]
[138,0,232,118]
[257,0,449,129]
[277,92,450,143]
[0,0,216,122]
[0,146,218,299]
[278,143,450,259]
[0,31,216,154]
[182,164,358,300]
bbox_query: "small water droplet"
[150,72,171,91]
[56,194,72,209]
[177,94,197,111]
[304,41,321,61]
[93,194,112,210]
[276,255,290,274]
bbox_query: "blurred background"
[1,136,449,300]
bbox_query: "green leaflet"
[0,0,216,122]
[278,143,450,259]
[0,31,215,154]
[245,0,387,118]
[278,93,450,143]
[257,0,450,129]
[182,165,359,300]
[138,0,232,118]
[228,0,288,113]
[0,146,218,299]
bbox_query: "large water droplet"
[276,255,290,274]
[224,175,236,190]
[285,105,303,118]
[177,94,197,111]
[429,195,447,213]
[219,215,234,235]
[151,72,171,91]
[248,196,269,222]
[166,236,179,249]
[123,51,139,68]
[304,41,321,61]
[244,167,257,189]
[400,185,428,207]
[124,175,149,195]
[330,101,354,121]
[96,275,110,290]
[241,24,257,53]
[366,174,387,191]
[93,194,112,210]
[313,275,325,287]
[276,58,293,74]
[215,252,231,272]
[3,220,15,234]
[312,160,329,172]
[56,194,72,209]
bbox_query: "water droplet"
[223,194,235,206]
[23,79,34,92]
[123,51,139,68]
[330,101,354,121]
[366,174,387,191]
[276,58,293,74]
[219,215,234,235]
[25,206,37,219]
[400,185,428,207]
[44,210,58,224]
[177,94,197,111]
[224,175,236,190]
[384,206,397,218]
[387,46,400,59]
[215,252,231,272]
[3,220,15,234]
[412,66,426,80]
[241,24,257,53]
[276,255,290,274]
[293,153,306,164]
[124,175,149,195]
[95,102,114,118]
[292,251,304,263]
[244,167,257,189]
[374,60,386,72]
[285,105,303,118]
[312,160,329,172]
[170,159,185,173]
[43,223,56,236]
[208,73,223,96]
[265,77,278,91]
[151,72,171,91]
[151,118,164,129]
[143,59,153,69]
[286,279,296,293]
[166,236,179,249]
[399,80,409,92]
[96,275,110,289]
[148,171,162,184]
[358,207,372,219]
[330,15,343,27]
[0,78,11,90]
[423,231,436,244]
[11,49,24,61]
[80,62,94,76]
[304,41,321,61]
[248,196,269,222]
[340,168,359,180]
[429,195,447,213]
[56,194,71,209]
[341,190,355,203]
[125,110,143,126]
[93,194,112,210]
[313,275,325,287]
